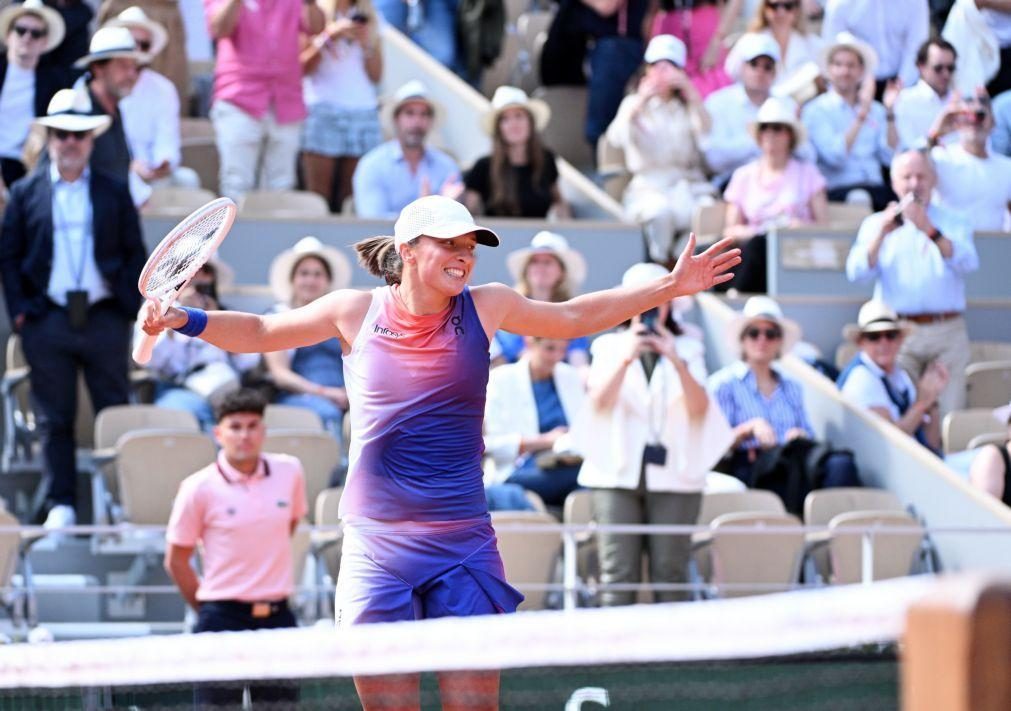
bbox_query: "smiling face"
[402,233,478,297]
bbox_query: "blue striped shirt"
[708,361,814,450]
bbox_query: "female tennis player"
[141,195,740,710]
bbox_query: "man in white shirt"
[846,150,978,415]
[893,38,958,151]
[926,92,1011,232]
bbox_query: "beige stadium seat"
[144,187,218,216]
[491,511,561,611]
[180,138,219,193]
[116,431,216,525]
[697,490,785,526]
[533,86,593,171]
[690,201,728,246]
[596,136,630,201]
[264,432,341,524]
[827,510,924,585]
[263,404,325,433]
[969,341,1011,365]
[313,486,344,586]
[943,408,1005,454]
[707,512,804,598]
[967,432,1007,450]
[238,189,330,218]
[825,202,871,229]
[965,361,1011,409]
[289,525,314,619]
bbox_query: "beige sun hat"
[842,300,915,343]
[73,26,145,69]
[725,296,801,357]
[34,89,111,135]
[269,236,352,305]
[506,231,587,290]
[481,86,551,136]
[106,6,168,60]
[0,0,65,53]
[379,79,443,134]
[393,195,499,249]
[747,96,807,146]
[821,31,879,79]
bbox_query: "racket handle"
[133,333,157,365]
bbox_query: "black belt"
[201,598,289,619]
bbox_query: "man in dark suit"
[0,0,69,187]
[0,88,147,529]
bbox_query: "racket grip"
[133,333,157,365]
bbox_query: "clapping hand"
[670,234,741,296]
[917,361,950,405]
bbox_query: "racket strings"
[143,209,230,297]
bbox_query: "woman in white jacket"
[575,264,732,605]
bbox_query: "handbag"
[184,361,240,407]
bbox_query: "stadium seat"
[238,190,330,218]
[532,86,594,171]
[703,471,747,493]
[965,361,1011,409]
[692,490,787,586]
[942,408,1005,455]
[263,404,325,433]
[312,486,344,613]
[707,512,804,598]
[144,187,217,216]
[826,510,924,584]
[491,510,561,610]
[966,432,1007,450]
[690,201,727,246]
[969,341,1011,366]
[263,432,341,524]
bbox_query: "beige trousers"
[897,316,970,417]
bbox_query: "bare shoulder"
[325,288,375,348]
[471,283,521,336]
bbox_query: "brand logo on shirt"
[276,500,289,508]
[226,507,237,516]
[451,315,465,336]
[373,324,404,338]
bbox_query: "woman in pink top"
[142,196,740,710]
[648,0,743,97]
[721,96,827,292]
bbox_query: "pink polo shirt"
[166,451,308,602]
[204,0,307,123]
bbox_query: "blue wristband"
[174,306,208,338]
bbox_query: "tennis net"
[0,576,936,710]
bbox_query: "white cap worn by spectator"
[107,6,169,59]
[482,86,551,135]
[506,231,587,290]
[34,88,112,134]
[269,236,353,304]
[725,296,801,357]
[0,0,66,53]
[644,34,687,67]
[380,79,444,131]
[74,26,145,69]
[724,32,781,80]
[747,96,807,146]
[821,32,879,79]
[393,195,499,248]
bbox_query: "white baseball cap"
[393,196,499,249]
[725,32,781,79]
[644,34,686,68]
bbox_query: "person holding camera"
[925,90,1011,232]
[575,263,731,606]
[299,0,383,213]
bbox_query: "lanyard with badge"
[54,185,93,331]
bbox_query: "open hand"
[670,233,741,296]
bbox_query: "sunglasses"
[747,58,776,72]
[52,129,89,142]
[744,326,782,341]
[135,39,152,52]
[929,63,956,74]
[863,330,900,343]
[13,24,47,40]
[759,123,791,133]
[766,1,798,11]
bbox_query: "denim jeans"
[373,0,459,70]
[154,383,215,431]
[586,36,644,146]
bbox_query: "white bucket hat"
[74,26,145,69]
[726,296,801,357]
[269,236,352,305]
[34,89,112,135]
[747,96,807,146]
[843,300,915,343]
[106,6,168,60]
[481,86,551,136]
[0,0,65,53]
[506,231,587,290]
[724,32,781,80]
[821,32,879,79]
[393,196,499,249]
[380,79,443,134]
[644,34,687,67]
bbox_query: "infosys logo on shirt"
[373,324,404,338]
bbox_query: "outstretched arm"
[474,235,740,339]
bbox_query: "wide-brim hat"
[481,85,550,136]
[747,96,806,146]
[269,236,352,305]
[106,6,168,60]
[725,296,801,357]
[724,31,781,80]
[506,231,587,290]
[379,79,443,134]
[821,31,879,79]
[34,88,111,136]
[842,300,915,343]
[74,26,145,69]
[0,0,66,54]
[393,195,499,249]
[644,34,686,67]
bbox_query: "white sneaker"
[43,505,76,531]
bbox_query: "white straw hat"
[747,96,807,146]
[393,196,499,249]
[269,236,352,305]
[843,300,915,343]
[821,32,879,79]
[725,296,801,357]
[34,89,112,135]
[0,0,65,53]
[380,79,443,133]
[481,86,551,135]
[74,26,145,69]
[106,6,168,60]
[506,231,587,290]
[724,32,781,80]
[644,34,687,67]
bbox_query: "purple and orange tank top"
[339,285,491,522]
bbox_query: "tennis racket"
[132,197,237,365]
